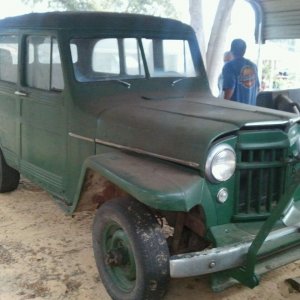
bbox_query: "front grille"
[234,147,287,220]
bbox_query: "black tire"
[92,197,170,300]
[0,149,20,192]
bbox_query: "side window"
[0,35,18,83]
[26,36,64,91]
[70,43,78,63]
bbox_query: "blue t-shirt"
[222,57,259,105]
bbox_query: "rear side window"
[0,35,18,83]
[26,36,64,91]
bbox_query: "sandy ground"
[0,179,299,300]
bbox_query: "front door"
[17,34,66,196]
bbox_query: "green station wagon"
[0,11,300,300]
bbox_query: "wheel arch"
[70,151,207,214]
[0,144,19,171]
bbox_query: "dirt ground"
[0,179,299,300]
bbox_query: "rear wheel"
[0,149,20,192]
[92,197,170,300]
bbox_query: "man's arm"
[222,63,235,100]
[224,88,234,100]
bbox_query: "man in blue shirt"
[222,39,259,105]
[218,50,233,98]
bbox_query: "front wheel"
[92,197,170,300]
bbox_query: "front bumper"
[170,222,300,278]
[170,178,300,290]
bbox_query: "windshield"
[70,37,197,82]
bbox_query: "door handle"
[14,91,28,97]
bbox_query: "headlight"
[205,144,236,182]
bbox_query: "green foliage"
[22,0,177,17]
[23,0,96,10]
[96,0,177,17]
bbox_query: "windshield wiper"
[171,77,188,87]
[111,79,131,89]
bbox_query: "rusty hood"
[96,96,295,169]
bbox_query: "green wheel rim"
[101,221,136,292]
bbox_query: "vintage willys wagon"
[0,9,299,299]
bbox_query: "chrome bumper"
[170,223,300,278]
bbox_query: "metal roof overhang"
[247,0,300,42]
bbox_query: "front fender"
[71,151,208,212]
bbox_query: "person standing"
[222,39,259,105]
[218,51,233,97]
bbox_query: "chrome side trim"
[290,116,300,125]
[15,90,28,97]
[244,117,300,128]
[244,120,288,127]
[95,138,200,168]
[68,132,94,143]
[170,223,300,278]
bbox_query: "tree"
[23,0,96,10]
[205,0,235,93]
[95,0,177,17]
[22,0,177,17]
[188,0,236,93]
[189,0,206,67]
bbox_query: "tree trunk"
[189,0,206,67]
[206,0,235,95]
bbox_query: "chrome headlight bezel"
[205,144,236,183]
